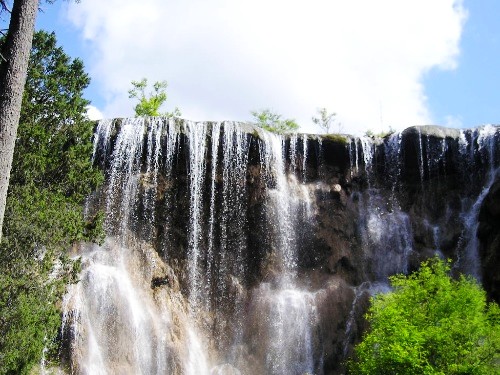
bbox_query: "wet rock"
[479,176,500,303]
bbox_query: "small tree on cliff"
[348,258,500,375]
[312,107,340,134]
[128,78,181,117]
[251,108,299,134]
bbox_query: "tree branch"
[0,1,12,13]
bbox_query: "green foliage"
[0,31,104,374]
[0,263,69,375]
[348,258,500,375]
[312,107,339,134]
[128,78,181,117]
[251,108,299,134]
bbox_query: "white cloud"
[444,114,464,128]
[66,0,467,134]
[85,105,104,121]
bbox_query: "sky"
[24,0,500,134]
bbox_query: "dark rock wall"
[479,177,500,302]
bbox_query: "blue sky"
[21,1,500,133]
[423,0,500,128]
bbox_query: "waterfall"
[417,127,425,183]
[454,125,500,280]
[251,285,322,375]
[289,133,298,173]
[62,119,500,374]
[104,118,146,235]
[185,121,209,311]
[302,133,308,182]
[259,131,297,278]
[62,241,175,375]
[142,118,164,241]
[384,132,402,195]
[206,122,221,313]
[355,135,413,280]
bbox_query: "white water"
[62,240,214,375]
[302,134,308,182]
[251,285,322,375]
[384,133,402,195]
[455,125,499,280]
[355,135,413,280]
[104,118,146,235]
[185,121,209,311]
[205,122,221,313]
[259,131,297,278]
[142,118,164,240]
[289,133,298,173]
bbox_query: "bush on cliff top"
[251,108,299,134]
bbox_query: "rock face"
[66,118,500,375]
[479,176,500,302]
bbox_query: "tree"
[348,258,500,375]
[0,31,104,374]
[0,0,39,241]
[312,107,339,134]
[128,78,181,117]
[250,108,299,134]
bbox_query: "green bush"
[348,258,500,374]
[128,78,181,117]
[251,108,299,134]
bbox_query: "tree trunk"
[0,0,39,241]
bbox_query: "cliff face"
[66,118,500,374]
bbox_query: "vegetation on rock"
[324,133,349,144]
[251,108,299,134]
[312,107,339,134]
[128,78,181,117]
[348,258,500,375]
[0,31,104,374]
[364,127,395,139]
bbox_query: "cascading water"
[246,129,323,375]
[184,121,209,311]
[62,242,172,375]
[259,131,297,278]
[142,118,164,241]
[62,119,500,374]
[63,118,213,375]
[104,118,146,235]
[352,135,413,280]
[251,285,322,375]
[454,125,500,280]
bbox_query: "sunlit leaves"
[349,258,500,375]
[128,77,181,117]
[250,108,299,134]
